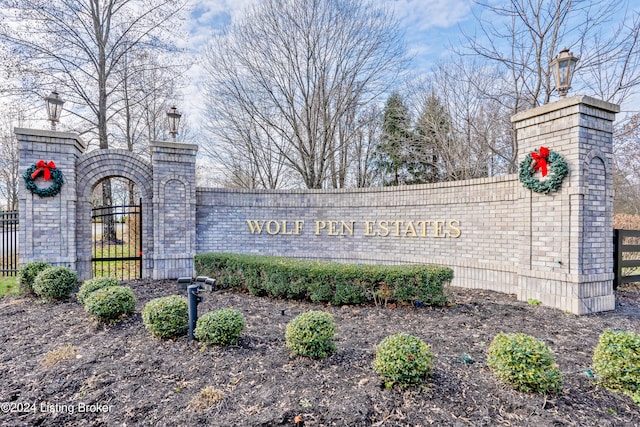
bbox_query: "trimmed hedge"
[18,262,51,295]
[32,266,78,301]
[84,286,136,323]
[488,332,563,395]
[285,311,337,358]
[592,329,640,404]
[373,333,434,389]
[142,295,189,339]
[194,308,245,346]
[77,276,120,305]
[194,253,452,306]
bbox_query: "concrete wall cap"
[511,95,620,123]
[14,127,86,150]
[150,140,199,152]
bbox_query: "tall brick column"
[150,141,198,279]
[512,96,619,314]
[15,128,85,270]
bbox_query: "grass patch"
[0,276,19,297]
[92,244,140,279]
[41,344,78,368]
[188,386,225,410]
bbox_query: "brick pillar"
[511,96,619,314]
[150,140,198,279]
[16,128,85,270]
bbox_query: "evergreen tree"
[375,93,412,186]
[411,93,446,184]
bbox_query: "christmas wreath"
[24,160,64,198]
[519,146,568,194]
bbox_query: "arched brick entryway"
[75,149,154,281]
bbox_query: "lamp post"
[550,48,579,98]
[44,90,64,130]
[167,106,181,142]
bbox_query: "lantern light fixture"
[550,48,579,98]
[44,90,65,130]
[167,106,182,142]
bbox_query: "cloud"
[385,0,472,30]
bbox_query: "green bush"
[194,252,452,306]
[285,310,336,358]
[373,333,434,389]
[77,276,119,305]
[592,329,640,404]
[194,308,245,346]
[32,266,77,301]
[142,295,189,339]
[84,286,136,323]
[18,262,50,295]
[487,332,562,395]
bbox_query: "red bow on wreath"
[531,146,550,177]
[30,160,57,181]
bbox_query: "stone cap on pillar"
[150,140,199,153]
[511,95,620,125]
[15,127,86,152]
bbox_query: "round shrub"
[77,276,119,305]
[285,310,336,358]
[488,332,562,394]
[142,295,189,339]
[18,261,50,295]
[84,286,136,323]
[373,333,434,389]
[32,266,77,301]
[194,308,245,346]
[592,329,640,399]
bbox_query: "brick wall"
[196,176,525,295]
[196,96,620,314]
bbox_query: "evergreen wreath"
[24,160,64,198]
[519,147,568,194]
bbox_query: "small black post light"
[187,283,202,340]
[184,276,215,340]
[45,90,65,130]
[550,48,579,98]
[166,106,182,142]
[177,277,192,291]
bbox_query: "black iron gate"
[0,210,18,276]
[91,201,142,280]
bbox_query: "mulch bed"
[1,280,639,426]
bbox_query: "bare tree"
[201,0,406,189]
[0,106,29,210]
[463,0,639,107]
[0,0,187,145]
[408,60,511,180]
[348,105,382,188]
[112,49,185,203]
[456,0,640,176]
[613,114,640,214]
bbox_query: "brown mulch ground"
[0,280,639,427]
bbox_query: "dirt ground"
[0,280,639,427]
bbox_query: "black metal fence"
[0,210,19,276]
[91,202,142,281]
[613,229,640,289]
